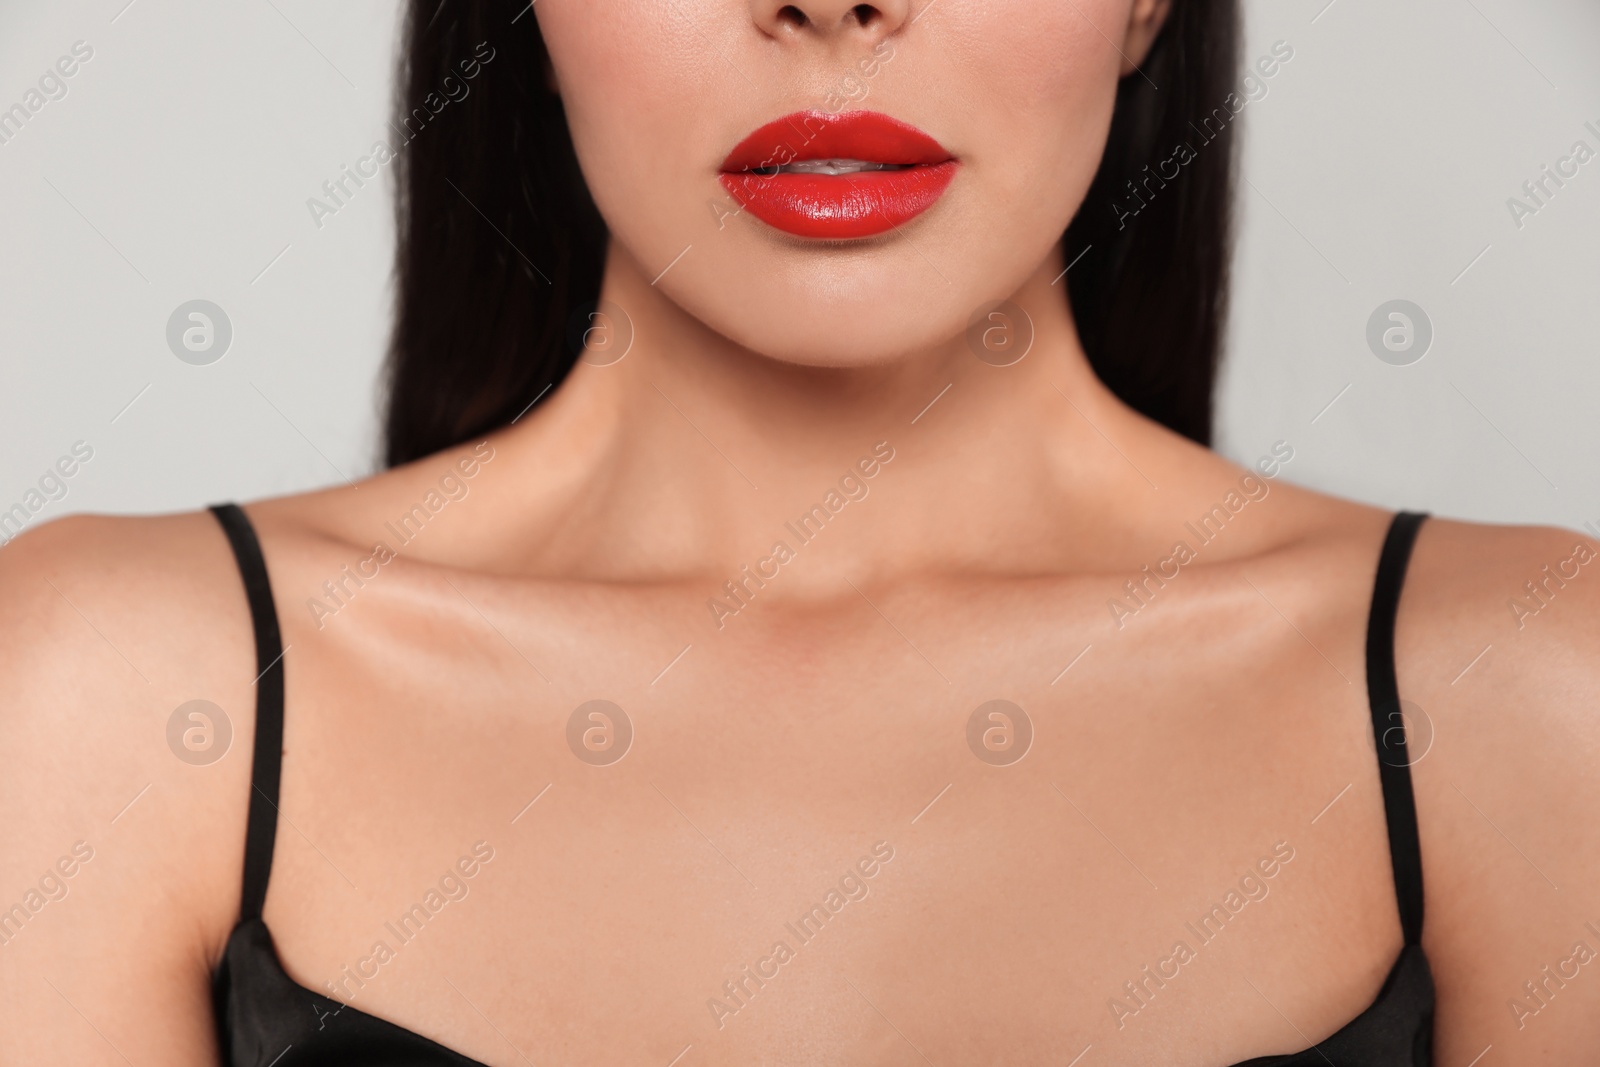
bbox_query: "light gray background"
[2,0,1597,534]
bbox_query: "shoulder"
[0,509,258,967]
[1213,493,1600,1049]
[1394,515,1600,1050]
[0,508,262,708]
[1399,515,1600,742]
[1402,515,1600,661]
[0,471,495,1055]
[1399,511,1600,806]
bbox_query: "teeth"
[751,159,911,176]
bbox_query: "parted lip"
[719,109,953,172]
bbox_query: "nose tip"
[751,0,912,43]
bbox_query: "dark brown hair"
[384,0,1238,467]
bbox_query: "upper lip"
[720,110,953,173]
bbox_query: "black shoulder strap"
[209,503,284,923]
[1364,510,1429,946]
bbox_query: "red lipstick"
[719,110,957,240]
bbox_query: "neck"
[407,238,1234,589]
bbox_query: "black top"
[207,504,1435,1065]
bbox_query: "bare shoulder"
[1396,515,1600,1056]
[1401,515,1600,666]
[1229,490,1600,1054]
[0,508,261,1062]
[1399,515,1600,772]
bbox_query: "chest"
[259,573,1402,1064]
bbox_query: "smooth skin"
[3,1,1598,1064]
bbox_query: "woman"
[4,0,1596,1063]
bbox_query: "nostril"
[777,5,808,28]
[851,4,879,26]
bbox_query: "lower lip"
[718,162,958,240]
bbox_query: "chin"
[650,224,1048,371]
[678,275,974,370]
